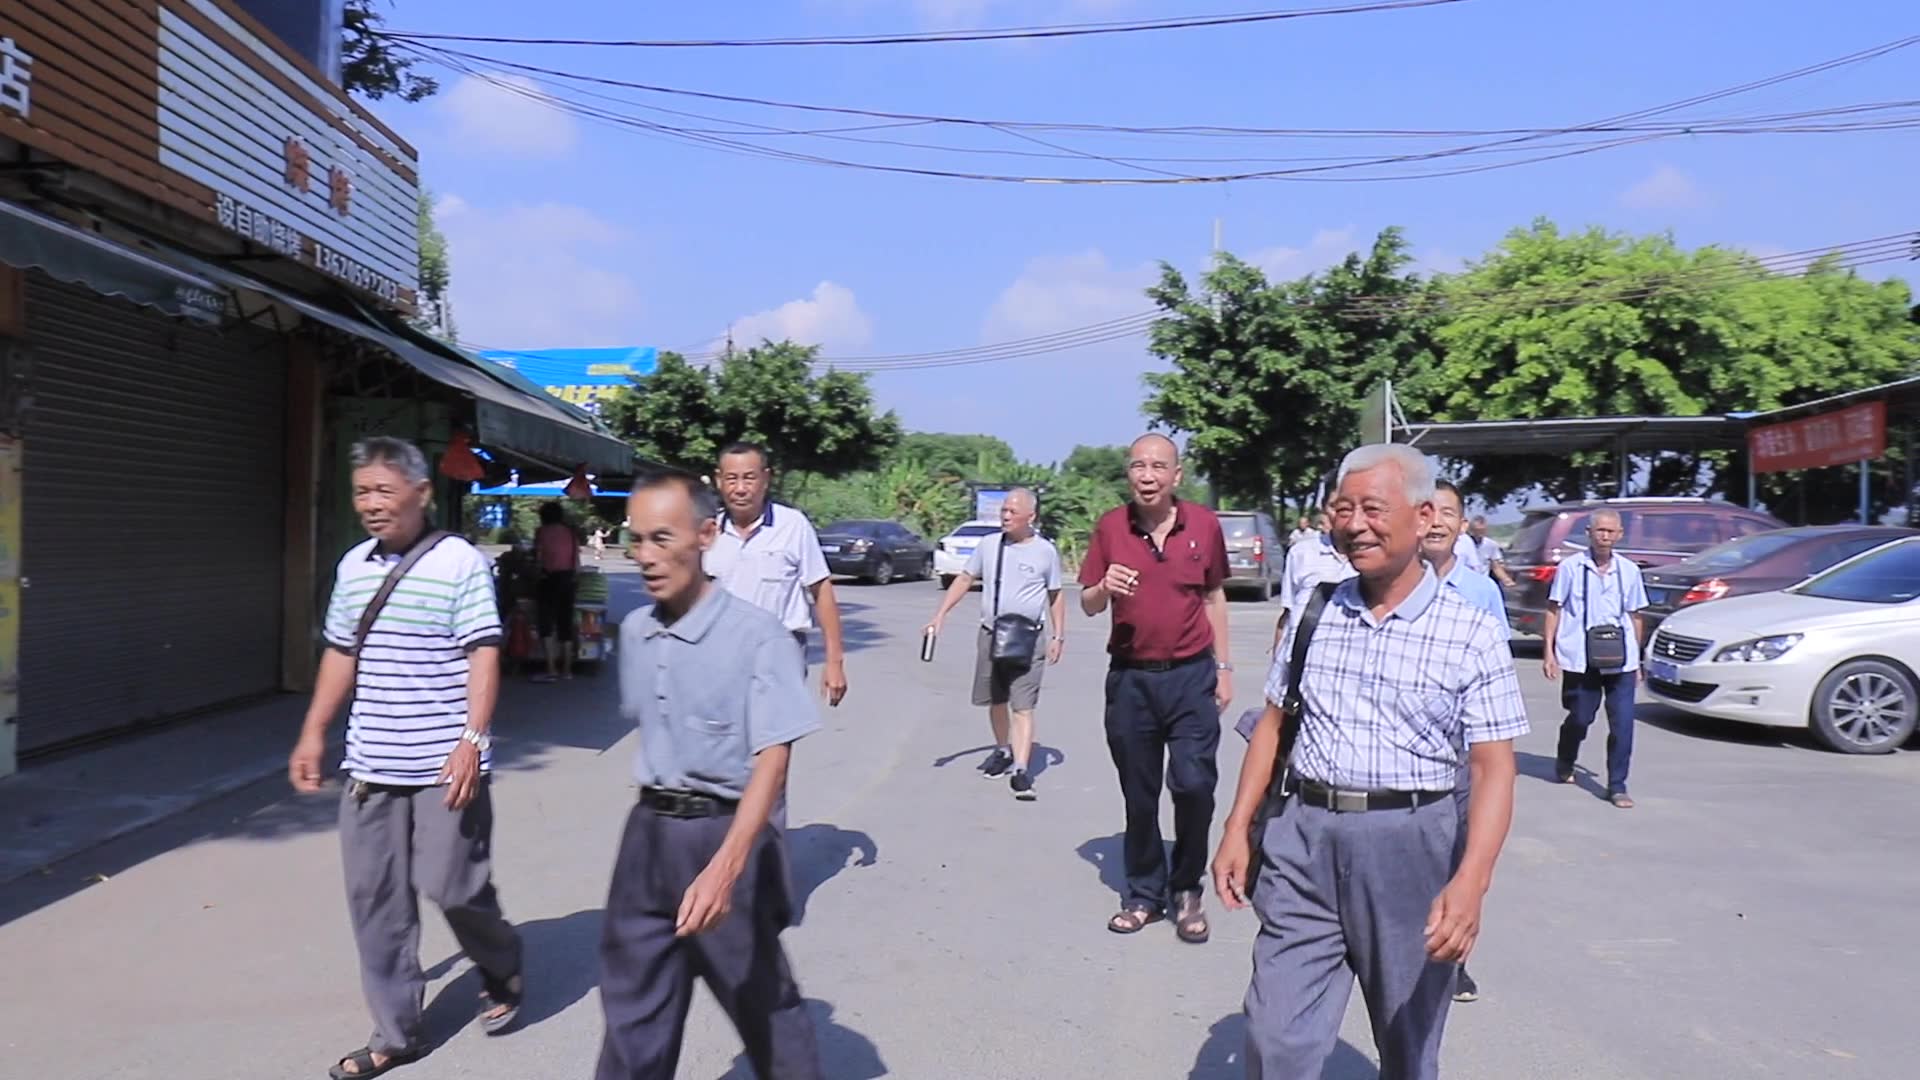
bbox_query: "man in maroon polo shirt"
[1079,433,1233,944]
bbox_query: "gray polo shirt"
[965,532,1063,629]
[619,586,822,800]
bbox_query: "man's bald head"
[1125,433,1182,512]
[1129,432,1179,463]
[1001,486,1038,537]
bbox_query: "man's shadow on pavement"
[718,999,886,1079]
[1076,832,1132,900]
[931,744,1067,778]
[420,908,602,1048]
[1515,750,1610,802]
[1191,1013,1379,1079]
[787,823,879,924]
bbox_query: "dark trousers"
[1102,656,1221,910]
[596,803,821,1080]
[1557,668,1637,794]
[339,780,522,1056]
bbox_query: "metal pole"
[1747,454,1757,509]
[1860,458,1871,524]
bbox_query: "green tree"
[1142,227,1438,513]
[894,433,1018,480]
[412,190,453,338]
[342,1,438,102]
[601,342,901,479]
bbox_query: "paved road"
[3,565,1917,1078]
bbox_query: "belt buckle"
[1332,789,1368,813]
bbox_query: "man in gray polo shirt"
[925,488,1066,800]
[596,470,823,1080]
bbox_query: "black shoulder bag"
[1583,563,1628,672]
[988,533,1043,664]
[351,531,454,654]
[1246,580,1337,892]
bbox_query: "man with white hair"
[1212,443,1528,1080]
[925,488,1066,800]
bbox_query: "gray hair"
[1005,487,1037,512]
[350,436,431,486]
[1334,443,1437,506]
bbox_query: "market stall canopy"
[471,480,630,497]
[0,200,225,324]
[477,346,659,415]
[1399,415,1752,456]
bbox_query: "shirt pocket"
[1169,545,1210,590]
[1391,686,1462,761]
[682,712,747,787]
[759,549,799,584]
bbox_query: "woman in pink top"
[532,501,580,682]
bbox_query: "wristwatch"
[1216,661,1235,672]
[459,728,492,752]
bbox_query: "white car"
[933,520,1000,588]
[1646,536,1920,753]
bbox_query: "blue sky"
[370,0,1918,464]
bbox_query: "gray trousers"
[1246,794,1459,1080]
[596,803,821,1080]
[339,780,523,1056]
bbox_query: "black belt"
[640,786,738,818]
[1292,778,1453,813]
[1110,651,1211,673]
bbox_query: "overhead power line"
[377,0,1467,49]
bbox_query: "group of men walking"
[291,430,1646,1079]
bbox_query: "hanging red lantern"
[439,430,485,482]
[564,465,593,502]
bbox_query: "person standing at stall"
[532,501,580,683]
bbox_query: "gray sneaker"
[1010,770,1036,801]
[979,749,1013,778]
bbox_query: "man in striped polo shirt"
[289,437,524,1080]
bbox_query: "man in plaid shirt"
[1212,443,1528,1080]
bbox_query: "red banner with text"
[1747,400,1886,474]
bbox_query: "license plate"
[1648,588,1673,607]
[954,545,976,555]
[819,544,840,554]
[1648,658,1680,683]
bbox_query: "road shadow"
[1507,637,1545,660]
[1076,832,1132,900]
[1635,703,1817,750]
[930,743,1066,779]
[801,600,886,665]
[1515,751,1609,802]
[420,908,603,1049]
[786,823,878,923]
[717,998,887,1079]
[931,744,997,769]
[1190,1013,1379,1079]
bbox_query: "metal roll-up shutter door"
[18,277,286,753]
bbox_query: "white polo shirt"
[1452,533,1486,574]
[704,501,830,632]
[1283,532,1356,613]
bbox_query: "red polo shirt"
[1078,500,1228,662]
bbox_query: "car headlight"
[1712,634,1803,663]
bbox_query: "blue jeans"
[1557,668,1636,795]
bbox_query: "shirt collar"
[1127,498,1187,538]
[1336,563,1441,627]
[1569,550,1620,577]
[719,500,777,537]
[367,525,436,562]
[642,583,729,642]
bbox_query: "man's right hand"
[289,733,326,793]
[1102,563,1140,599]
[924,613,945,638]
[1211,827,1253,911]
[1542,654,1561,681]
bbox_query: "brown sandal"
[1107,905,1163,934]
[1174,892,1210,944]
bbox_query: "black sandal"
[328,1046,417,1079]
[1174,892,1211,944]
[478,971,525,1035]
[1107,905,1163,934]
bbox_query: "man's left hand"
[822,660,848,707]
[676,858,743,937]
[1424,874,1486,962]
[438,741,482,810]
[1047,638,1065,665]
[1215,669,1234,713]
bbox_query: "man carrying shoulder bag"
[1541,508,1648,810]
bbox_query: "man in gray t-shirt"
[927,488,1066,800]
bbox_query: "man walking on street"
[288,437,524,1080]
[1273,508,1354,652]
[1543,508,1648,809]
[925,488,1066,800]
[597,470,823,1079]
[705,441,849,706]
[1080,433,1233,944]
[1468,516,1516,588]
[1424,479,1511,1006]
[1212,444,1528,1080]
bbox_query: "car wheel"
[1810,659,1919,754]
[870,556,895,586]
[921,555,935,581]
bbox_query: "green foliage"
[342,1,438,102]
[412,190,453,339]
[1142,227,1437,515]
[600,342,902,479]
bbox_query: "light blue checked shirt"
[1266,566,1530,792]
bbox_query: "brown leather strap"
[352,530,453,654]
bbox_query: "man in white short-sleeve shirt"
[704,442,849,707]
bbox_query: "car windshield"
[1675,531,1811,573]
[824,522,875,536]
[1220,516,1258,539]
[1796,540,1920,604]
[950,525,998,538]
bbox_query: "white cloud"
[983,249,1156,339]
[1246,227,1358,280]
[438,199,645,348]
[437,74,578,159]
[1621,164,1707,211]
[730,282,874,350]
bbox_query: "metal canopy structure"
[1400,415,1751,457]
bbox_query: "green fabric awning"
[0,200,224,324]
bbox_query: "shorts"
[535,570,577,642]
[972,624,1046,710]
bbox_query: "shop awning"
[0,200,225,324]
[471,481,630,497]
[178,258,638,478]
